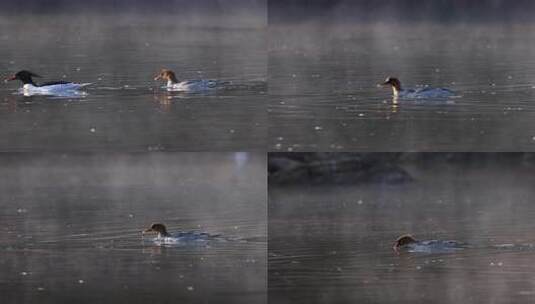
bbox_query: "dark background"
[0,0,264,14]
[269,0,535,23]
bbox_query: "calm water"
[269,155,535,303]
[0,14,266,151]
[269,23,535,151]
[0,153,266,303]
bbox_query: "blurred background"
[269,0,535,23]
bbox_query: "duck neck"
[167,73,179,86]
[393,81,402,95]
[392,86,399,97]
[20,77,35,86]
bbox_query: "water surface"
[0,14,266,151]
[269,154,535,303]
[269,23,535,151]
[0,153,266,303]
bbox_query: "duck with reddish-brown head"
[142,223,220,246]
[393,234,466,253]
[382,76,455,99]
[153,68,218,92]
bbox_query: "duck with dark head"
[5,70,91,95]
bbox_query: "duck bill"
[153,75,162,81]
[142,228,154,234]
[5,75,16,82]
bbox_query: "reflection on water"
[269,23,535,151]
[0,153,266,304]
[0,13,266,151]
[269,153,535,303]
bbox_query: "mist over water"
[0,153,266,304]
[269,153,535,304]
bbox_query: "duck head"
[383,76,402,96]
[143,223,170,237]
[6,70,41,85]
[154,69,178,85]
[393,234,417,251]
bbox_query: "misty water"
[269,156,535,303]
[0,14,266,151]
[270,23,535,151]
[0,153,266,303]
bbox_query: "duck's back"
[405,239,466,253]
[172,79,219,92]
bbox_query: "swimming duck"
[142,223,217,245]
[154,69,218,92]
[382,77,455,99]
[5,70,90,96]
[393,234,466,253]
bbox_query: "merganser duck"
[154,69,218,92]
[5,70,91,96]
[393,234,466,253]
[142,223,218,245]
[382,77,455,99]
